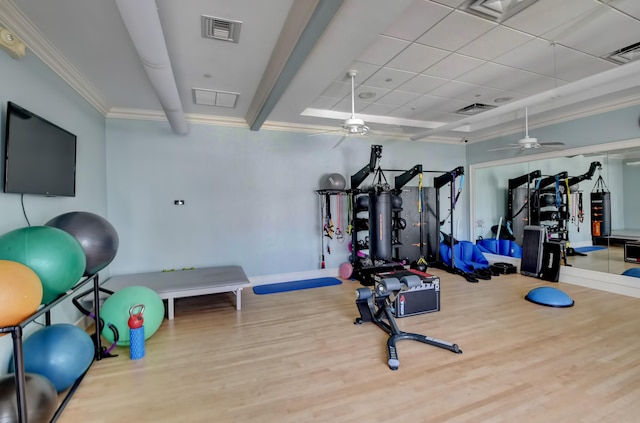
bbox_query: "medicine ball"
[391,195,403,209]
[356,195,369,210]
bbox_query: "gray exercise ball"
[45,211,119,276]
[0,373,58,423]
[319,173,346,191]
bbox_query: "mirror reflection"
[472,143,640,277]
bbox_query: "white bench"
[102,266,250,320]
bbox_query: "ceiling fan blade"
[308,129,340,137]
[332,135,347,149]
[487,145,519,152]
[539,142,565,146]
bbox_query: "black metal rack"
[0,273,105,423]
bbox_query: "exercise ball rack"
[0,273,107,422]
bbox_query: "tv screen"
[3,102,77,197]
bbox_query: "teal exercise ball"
[100,286,165,346]
[0,373,58,422]
[0,226,86,304]
[45,211,119,277]
[9,324,95,393]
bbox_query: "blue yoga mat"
[253,277,342,295]
[573,246,606,253]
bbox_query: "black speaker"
[521,225,545,277]
[624,242,640,263]
[539,242,562,282]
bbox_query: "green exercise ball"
[100,286,165,346]
[0,226,86,304]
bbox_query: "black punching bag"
[369,191,393,260]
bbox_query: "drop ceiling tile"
[309,96,341,110]
[423,53,485,79]
[397,74,448,94]
[545,7,640,57]
[411,97,469,115]
[457,62,516,85]
[386,43,450,73]
[458,26,534,60]
[484,69,559,94]
[431,0,467,7]
[504,0,600,36]
[453,86,526,105]
[382,1,453,41]
[416,10,496,52]
[321,81,351,98]
[429,80,481,98]
[403,94,450,111]
[547,46,617,81]
[611,0,640,18]
[387,106,420,119]
[375,90,421,107]
[357,35,411,66]
[493,38,555,74]
[354,85,391,100]
[334,97,373,114]
[360,103,399,116]
[364,67,417,90]
[340,62,380,83]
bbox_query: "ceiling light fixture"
[358,92,376,99]
[465,0,539,22]
[494,96,513,103]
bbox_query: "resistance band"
[336,193,344,243]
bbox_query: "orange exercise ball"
[0,260,43,329]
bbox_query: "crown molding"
[0,0,109,115]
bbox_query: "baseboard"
[482,253,640,298]
[559,266,640,298]
[249,268,338,286]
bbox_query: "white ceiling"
[2,0,640,143]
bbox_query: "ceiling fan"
[488,107,565,152]
[309,69,373,148]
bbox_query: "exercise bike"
[354,275,462,370]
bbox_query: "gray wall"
[105,119,468,277]
[0,51,107,371]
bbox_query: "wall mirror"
[470,138,640,278]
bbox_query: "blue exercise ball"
[10,324,95,393]
[45,211,119,276]
[0,373,58,423]
[0,226,86,304]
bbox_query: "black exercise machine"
[354,274,461,370]
[349,145,423,285]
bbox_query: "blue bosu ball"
[525,286,574,308]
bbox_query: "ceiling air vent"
[464,0,539,22]
[201,16,242,43]
[455,103,497,116]
[193,88,239,108]
[605,41,640,65]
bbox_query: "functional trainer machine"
[349,145,423,285]
[354,274,462,370]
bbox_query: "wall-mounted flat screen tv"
[3,102,77,197]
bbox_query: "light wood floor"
[58,272,640,423]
